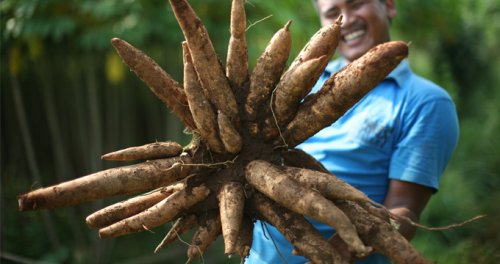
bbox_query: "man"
[246,0,459,263]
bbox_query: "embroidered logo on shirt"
[351,119,394,149]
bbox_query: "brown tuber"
[99,185,209,239]
[16,1,475,263]
[17,156,191,211]
[86,182,185,228]
[101,141,183,161]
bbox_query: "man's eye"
[325,12,340,19]
[352,1,365,9]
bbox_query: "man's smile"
[341,23,368,44]
[343,28,367,42]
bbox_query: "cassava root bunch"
[18,0,478,263]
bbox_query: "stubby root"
[218,182,245,254]
[218,111,243,154]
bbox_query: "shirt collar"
[325,58,411,88]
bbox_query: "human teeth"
[344,29,365,41]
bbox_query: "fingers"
[369,206,390,223]
[352,245,373,259]
[327,233,352,261]
[296,231,375,262]
[292,247,302,256]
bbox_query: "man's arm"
[293,179,434,263]
[383,179,434,241]
[335,179,434,261]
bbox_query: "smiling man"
[246,0,459,263]
[246,0,458,264]
[320,0,395,63]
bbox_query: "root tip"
[336,14,343,25]
[154,246,162,253]
[110,38,122,46]
[85,216,95,228]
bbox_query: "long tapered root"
[101,141,183,161]
[281,41,409,148]
[252,192,349,264]
[99,185,209,239]
[155,214,198,253]
[218,182,245,254]
[169,0,240,128]
[246,160,367,254]
[187,210,222,260]
[110,38,195,130]
[218,111,243,154]
[18,156,191,211]
[245,20,292,122]
[86,183,185,228]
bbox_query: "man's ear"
[385,0,397,19]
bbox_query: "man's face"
[317,0,396,63]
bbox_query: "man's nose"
[340,9,355,28]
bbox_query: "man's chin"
[338,49,367,63]
[339,40,375,62]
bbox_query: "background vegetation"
[1,0,499,263]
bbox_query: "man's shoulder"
[322,58,454,104]
[383,59,453,105]
[402,70,454,104]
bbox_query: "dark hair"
[311,0,391,24]
[311,0,386,13]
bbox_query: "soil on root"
[185,134,282,215]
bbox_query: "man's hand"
[292,205,388,264]
[292,180,433,263]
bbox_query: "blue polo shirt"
[247,59,459,264]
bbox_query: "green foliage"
[1,0,499,263]
[393,0,500,263]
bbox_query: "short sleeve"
[388,99,459,192]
